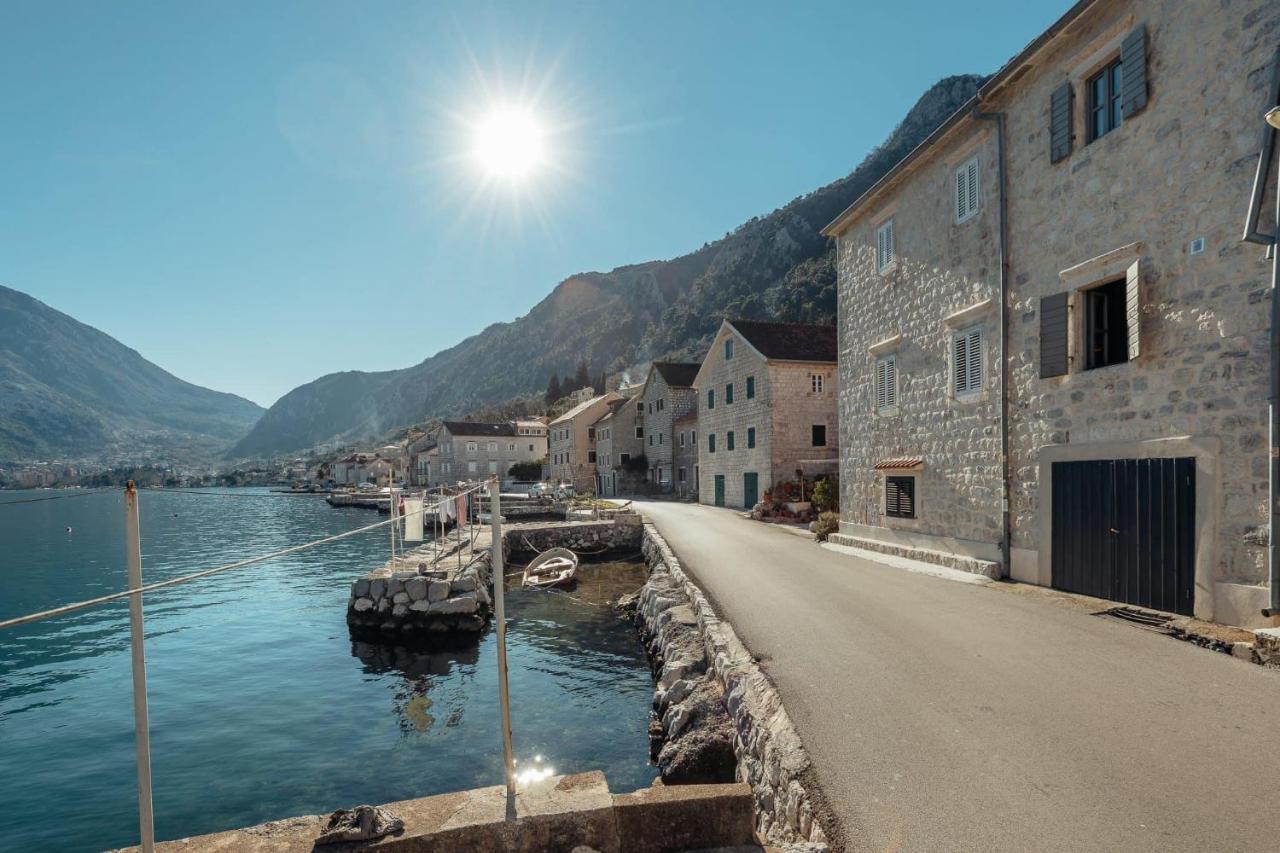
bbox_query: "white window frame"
[874,354,898,413]
[954,155,980,224]
[876,219,896,273]
[810,373,823,393]
[952,326,984,397]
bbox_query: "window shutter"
[885,221,894,265]
[875,359,887,410]
[1120,25,1148,118]
[955,166,968,222]
[885,356,897,407]
[953,333,967,395]
[1050,82,1073,163]
[899,478,914,517]
[967,160,978,213]
[886,478,900,516]
[967,327,982,390]
[1126,260,1142,360]
[1040,292,1070,378]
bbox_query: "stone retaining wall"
[634,523,831,848]
[347,552,493,635]
[828,531,1002,579]
[503,514,643,562]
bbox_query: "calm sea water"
[0,488,656,852]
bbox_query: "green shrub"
[809,511,840,542]
[811,477,838,512]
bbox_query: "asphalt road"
[633,500,1280,853]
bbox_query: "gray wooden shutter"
[1050,82,1073,164]
[1126,261,1142,360]
[1120,25,1148,118]
[1040,292,1070,377]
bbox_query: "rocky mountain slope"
[0,285,264,461]
[231,75,985,458]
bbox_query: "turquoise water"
[0,488,656,852]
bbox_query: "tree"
[573,360,591,392]
[597,370,608,394]
[545,374,562,405]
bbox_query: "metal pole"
[124,482,156,853]
[489,479,516,802]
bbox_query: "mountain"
[0,285,264,462]
[232,75,985,458]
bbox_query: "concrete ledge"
[827,532,1001,579]
[111,772,754,853]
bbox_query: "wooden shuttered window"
[1120,25,1148,119]
[952,327,983,395]
[885,476,916,519]
[955,156,979,223]
[1040,292,1070,378]
[1050,82,1073,163]
[875,355,898,411]
[876,219,895,271]
[1125,260,1142,361]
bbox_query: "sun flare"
[471,106,547,179]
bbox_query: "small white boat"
[523,547,578,589]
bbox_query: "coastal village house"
[694,320,838,508]
[637,362,700,491]
[590,397,628,497]
[673,411,698,499]
[549,391,622,492]
[823,0,1280,627]
[593,390,645,497]
[430,421,547,487]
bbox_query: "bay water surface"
[0,488,656,852]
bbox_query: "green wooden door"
[743,472,758,509]
[714,475,725,507]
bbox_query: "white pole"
[489,479,516,802]
[124,482,156,853]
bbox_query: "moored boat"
[522,547,578,589]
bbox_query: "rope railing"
[0,486,119,507]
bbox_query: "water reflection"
[351,639,480,736]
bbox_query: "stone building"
[637,362,700,490]
[823,0,1280,627]
[693,320,838,508]
[672,411,699,499]
[431,421,546,487]
[594,391,646,497]
[549,392,622,492]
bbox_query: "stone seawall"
[632,523,831,848]
[347,541,493,636]
[502,515,643,563]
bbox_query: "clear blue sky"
[1,0,1064,407]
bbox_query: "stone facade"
[594,394,644,497]
[694,320,838,509]
[826,0,1280,627]
[638,363,700,490]
[431,421,546,488]
[673,412,699,499]
[550,392,622,492]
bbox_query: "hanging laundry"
[403,497,424,542]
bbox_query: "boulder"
[409,600,432,612]
[353,579,371,597]
[451,575,477,594]
[427,580,451,602]
[430,593,478,615]
[392,592,410,605]
[405,577,428,601]
[370,579,387,600]
[353,597,375,613]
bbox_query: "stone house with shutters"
[823,0,1280,628]
[673,411,699,499]
[693,320,838,509]
[549,392,622,492]
[637,362,700,490]
[430,421,546,487]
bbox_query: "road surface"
[634,500,1280,853]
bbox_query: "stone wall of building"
[997,0,1279,623]
[673,414,699,498]
[834,121,1004,554]
[639,373,697,489]
[766,361,840,490]
[696,328,773,507]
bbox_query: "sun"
[471,106,547,180]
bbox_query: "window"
[635,426,644,439]
[874,355,898,412]
[679,431,686,447]
[811,425,826,447]
[649,435,654,447]
[468,461,478,474]
[707,389,715,409]
[487,441,497,452]
[659,433,664,445]
[658,399,665,411]
[708,434,716,453]
[952,327,983,395]
[648,402,653,414]
[620,453,630,464]
[810,373,824,394]
[747,427,756,449]
[727,431,735,451]
[528,444,535,452]
[692,429,696,444]
[746,376,755,399]
[588,451,597,464]
[955,155,980,223]
[488,461,498,474]
[876,219,895,272]
[725,339,733,359]
[587,428,595,441]
[508,443,516,452]
[678,467,686,482]
[636,402,643,414]
[726,383,734,404]
[1088,57,1123,142]
[467,441,477,454]
[1085,279,1130,369]
[886,476,916,519]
